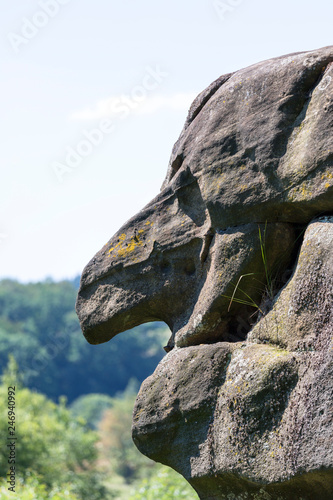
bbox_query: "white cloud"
[69,92,198,121]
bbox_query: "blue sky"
[1,0,333,282]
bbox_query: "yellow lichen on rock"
[108,229,146,258]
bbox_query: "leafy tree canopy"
[0,278,169,402]
[0,357,108,500]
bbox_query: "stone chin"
[76,280,158,345]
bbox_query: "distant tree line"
[0,278,168,402]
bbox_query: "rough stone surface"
[248,217,333,351]
[133,218,333,499]
[76,47,333,499]
[77,46,333,350]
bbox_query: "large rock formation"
[76,46,333,499]
[132,217,333,499]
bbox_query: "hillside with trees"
[0,357,197,499]
[0,279,198,498]
[0,278,168,402]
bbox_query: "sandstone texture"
[133,218,333,500]
[77,46,333,499]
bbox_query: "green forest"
[0,279,198,499]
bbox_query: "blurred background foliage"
[0,278,168,402]
[0,279,198,499]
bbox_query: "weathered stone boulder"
[76,46,333,499]
[133,217,333,499]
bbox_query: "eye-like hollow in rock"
[183,260,196,276]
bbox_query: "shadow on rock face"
[132,217,333,500]
[76,46,333,499]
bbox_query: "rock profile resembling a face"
[76,46,333,499]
